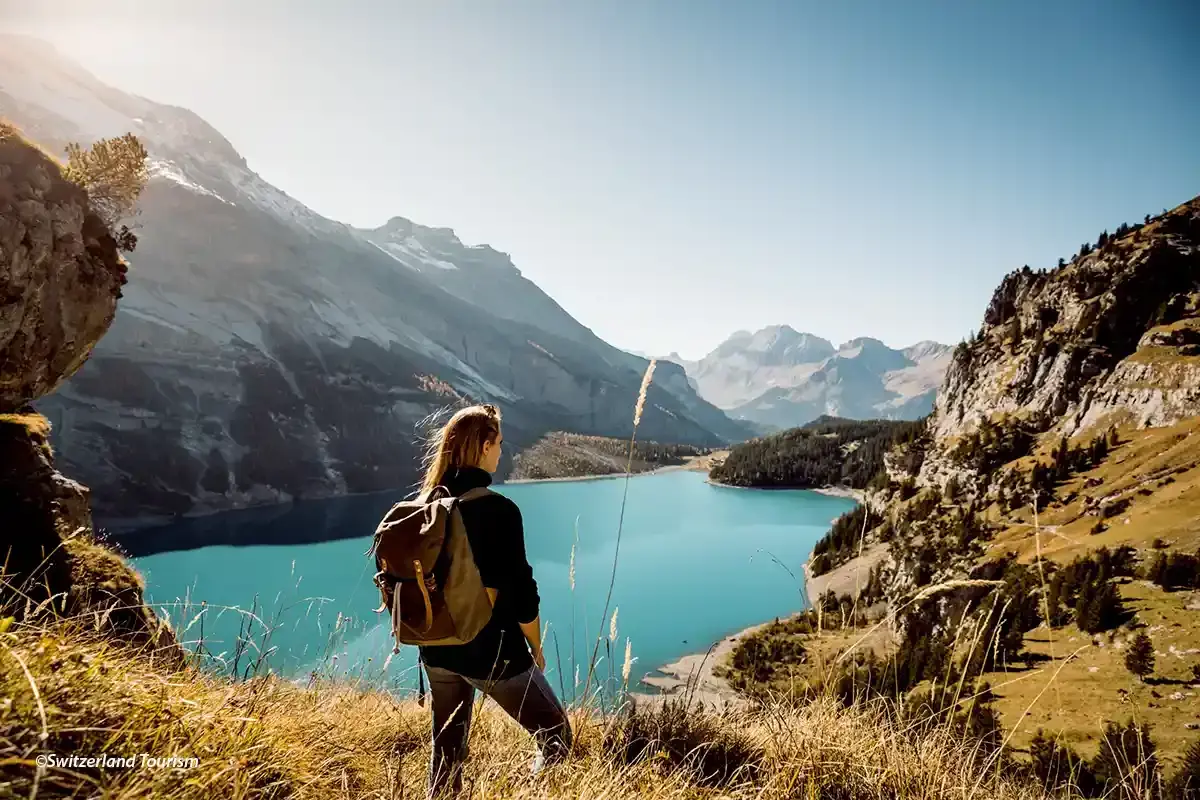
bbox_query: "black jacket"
[418,466,540,680]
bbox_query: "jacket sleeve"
[502,502,541,625]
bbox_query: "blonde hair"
[419,404,502,497]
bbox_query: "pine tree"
[63,133,149,250]
[1055,436,1070,481]
[1125,632,1155,681]
[1077,581,1125,633]
[1147,551,1170,586]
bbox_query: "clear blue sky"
[6,0,1198,359]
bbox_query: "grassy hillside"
[723,423,1200,794]
[509,431,709,480]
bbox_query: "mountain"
[667,325,952,429]
[0,35,751,523]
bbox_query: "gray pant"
[425,663,572,797]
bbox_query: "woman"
[416,404,572,797]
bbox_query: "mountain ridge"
[0,34,751,523]
[663,327,952,429]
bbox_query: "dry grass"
[0,413,51,441]
[0,620,1066,799]
[980,578,1200,766]
[0,120,66,169]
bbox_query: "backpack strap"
[457,487,495,504]
[417,485,452,504]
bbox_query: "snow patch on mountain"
[150,160,231,204]
[371,236,459,271]
[367,241,420,271]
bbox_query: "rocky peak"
[839,335,887,350]
[832,336,912,373]
[377,215,417,237]
[363,216,520,274]
[369,215,463,247]
[903,340,953,362]
[711,325,835,366]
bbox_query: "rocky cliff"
[0,126,174,653]
[0,35,751,525]
[919,199,1200,493]
[0,123,124,410]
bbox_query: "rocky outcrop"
[923,199,1200,489]
[0,123,124,412]
[0,413,177,655]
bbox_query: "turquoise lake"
[131,471,854,701]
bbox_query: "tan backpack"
[370,486,494,650]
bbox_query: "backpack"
[370,486,494,651]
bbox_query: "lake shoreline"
[638,619,772,709]
[705,480,865,503]
[641,487,862,705]
[503,462,696,485]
